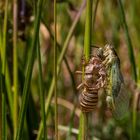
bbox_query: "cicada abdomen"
[102,44,130,119]
[76,55,106,112]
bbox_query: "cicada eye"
[104,44,114,50]
[97,48,104,59]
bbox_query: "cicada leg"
[77,81,91,90]
[75,71,83,75]
[75,71,93,75]
[77,83,84,90]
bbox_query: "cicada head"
[97,47,104,60]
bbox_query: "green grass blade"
[117,0,137,81]
[66,107,76,140]
[0,13,3,140]
[117,0,137,138]
[92,0,99,38]
[132,92,139,139]
[0,33,13,135]
[37,40,46,140]
[13,0,18,138]
[0,5,13,124]
[2,90,6,140]
[1,0,9,139]
[79,0,93,139]
[5,66,13,119]
[78,113,88,140]
[54,0,58,139]
[84,0,93,62]
[15,0,43,139]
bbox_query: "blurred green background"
[0,0,140,140]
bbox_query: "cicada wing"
[111,60,123,98]
[112,83,130,120]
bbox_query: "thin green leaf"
[117,0,137,81]
[13,0,18,138]
[37,40,46,140]
[1,0,9,139]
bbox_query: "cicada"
[98,44,130,119]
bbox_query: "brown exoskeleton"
[76,50,107,112]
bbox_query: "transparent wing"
[112,83,130,120]
[110,61,130,120]
[111,60,123,98]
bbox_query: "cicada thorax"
[77,55,107,112]
[98,45,118,108]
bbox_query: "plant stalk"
[80,0,93,139]
[37,40,46,140]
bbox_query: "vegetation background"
[0,0,140,140]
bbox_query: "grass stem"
[84,0,93,61]
[37,40,46,140]
[79,0,93,139]
[78,113,88,140]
